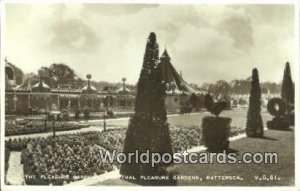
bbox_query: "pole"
[52,120,56,137]
[44,114,47,129]
[103,109,106,131]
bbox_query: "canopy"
[160,49,196,94]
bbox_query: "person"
[75,108,80,120]
[83,107,89,120]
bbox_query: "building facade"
[5,50,206,115]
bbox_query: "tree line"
[8,63,136,91]
[8,61,284,96]
[200,79,283,100]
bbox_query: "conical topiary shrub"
[281,62,294,125]
[246,68,264,137]
[120,32,174,185]
[281,62,294,108]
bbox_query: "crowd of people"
[5,120,89,136]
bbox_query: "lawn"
[103,108,272,132]
[95,129,294,186]
[167,129,294,186]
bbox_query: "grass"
[102,108,272,129]
[168,129,294,186]
[92,109,293,186]
[95,129,294,186]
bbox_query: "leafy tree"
[214,80,231,100]
[37,63,77,87]
[281,62,294,109]
[230,79,251,95]
[261,82,280,94]
[5,62,24,85]
[20,73,39,88]
[120,33,173,185]
[246,68,264,137]
[50,63,76,84]
[12,65,24,85]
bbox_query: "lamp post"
[101,102,107,131]
[13,95,18,111]
[48,111,61,138]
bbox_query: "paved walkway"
[4,112,206,140]
[6,152,24,185]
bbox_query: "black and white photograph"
[1,1,298,190]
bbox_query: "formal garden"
[4,32,294,186]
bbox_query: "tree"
[230,79,251,95]
[214,80,231,100]
[5,61,24,85]
[12,64,24,85]
[281,62,294,109]
[120,33,174,185]
[37,63,77,87]
[246,68,264,137]
[21,73,39,88]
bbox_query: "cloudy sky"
[4,3,295,85]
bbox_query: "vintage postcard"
[1,1,298,190]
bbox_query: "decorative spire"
[122,77,127,91]
[86,74,92,91]
[162,49,170,58]
[160,49,170,63]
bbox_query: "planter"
[202,116,231,152]
[267,117,289,130]
[284,112,294,126]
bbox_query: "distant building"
[5,53,206,114]
[231,92,281,108]
[160,49,206,112]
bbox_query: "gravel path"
[6,152,24,185]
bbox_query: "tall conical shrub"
[120,33,173,184]
[246,68,264,137]
[281,62,294,110]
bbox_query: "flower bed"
[5,120,90,136]
[5,123,247,185]
[21,135,113,185]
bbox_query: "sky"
[4,3,295,85]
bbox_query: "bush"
[246,68,264,137]
[285,112,294,126]
[266,98,292,130]
[281,62,294,107]
[106,109,115,118]
[120,33,173,184]
[5,124,203,185]
[267,98,286,117]
[202,94,231,152]
[20,135,114,185]
[205,94,227,117]
[202,116,231,152]
[267,117,289,130]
